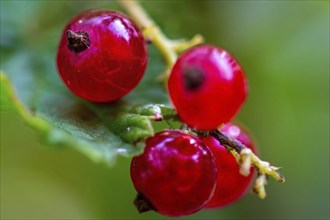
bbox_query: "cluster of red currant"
[131,123,256,217]
[57,10,256,217]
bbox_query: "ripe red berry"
[201,122,256,208]
[130,130,217,217]
[57,10,148,102]
[168,45,248,130]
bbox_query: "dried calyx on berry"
[134,193,156,213]
[183,66,205,91]
[66,30,90,53]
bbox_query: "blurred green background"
[1,0,329,219]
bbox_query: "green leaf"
[0,1,180,165]
[0,44,177,165]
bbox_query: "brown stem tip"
[134,192,155,214]
[210,129,246,153]
[66,30,90,54]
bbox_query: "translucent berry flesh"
[130,130,217,217]
[201,122,256,208]
[168,45,248,130]
[57,10,147,102]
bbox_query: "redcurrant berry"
[201,122,256,208]
[130,130,217,217]
[57,10,148,102]
[168,45,248,130]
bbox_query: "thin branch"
[210,129,246,153]
[118,0,203,81]
[210,129,285,198]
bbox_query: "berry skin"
[201,122,256,208]
[57,10,148,102]
[168,45,248,130]
[130,130,217,217]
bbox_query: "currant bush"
[57,9,148,102]
[201,122,256,208]
[168,45,248,130]
[130,130,217,217]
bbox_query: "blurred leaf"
[0,43,176,165]
[0,0,179,167]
